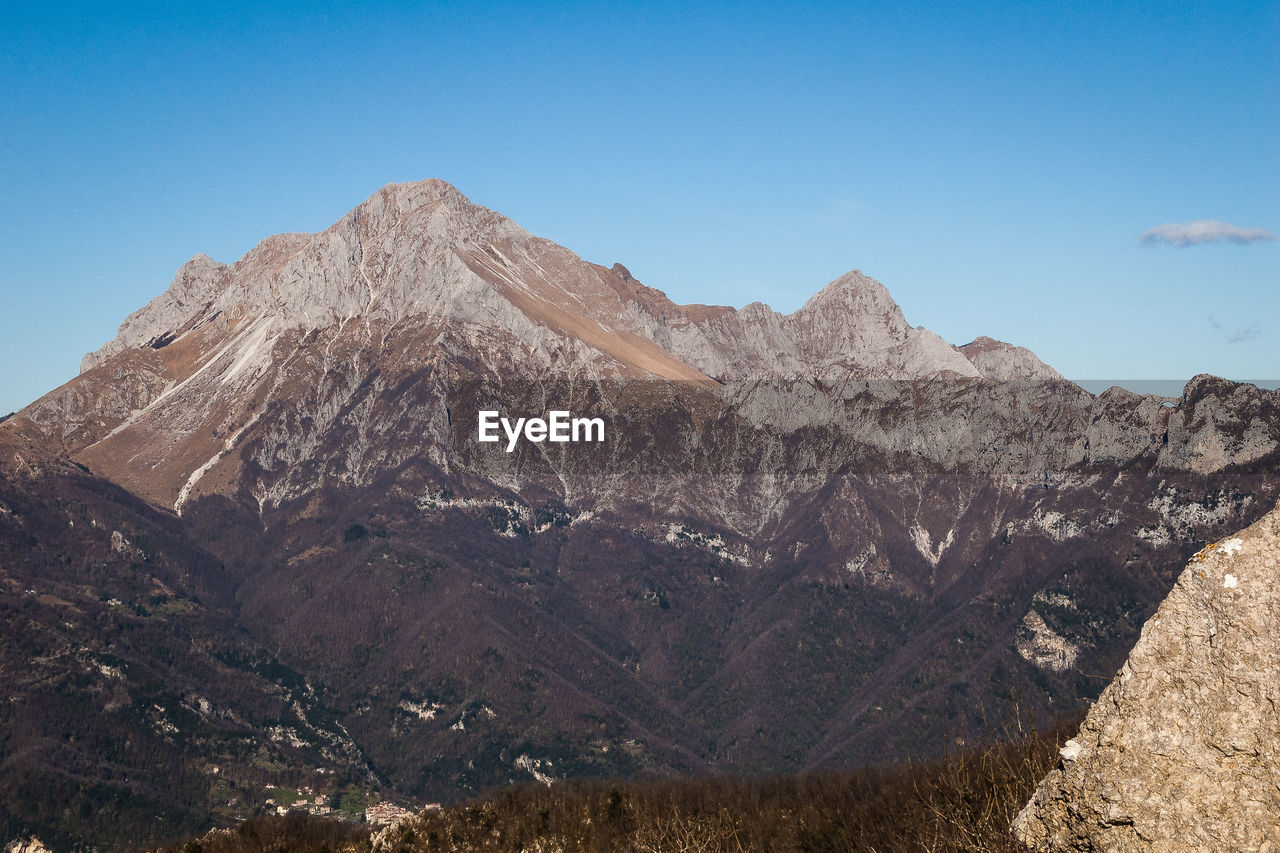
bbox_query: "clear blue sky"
[2,1,1276,413]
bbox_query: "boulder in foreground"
[1013,501,1280,851]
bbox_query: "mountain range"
[2,179,1278,849]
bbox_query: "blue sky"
[2,1,1276,413]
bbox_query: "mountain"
[2,180,1278,849]
[11,179,1066,518]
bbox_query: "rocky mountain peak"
[956,336,1063,381]
[797,269,897,313]
[80,179,586,370]
[341,179,515,248]
[78,180,1066,387]
[81,253,228,372]
[34,179,1096,509]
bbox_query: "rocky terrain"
[2,179,1278,848]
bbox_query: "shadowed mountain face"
[0,438,379,849]
[3,180,1278,847]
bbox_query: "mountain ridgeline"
[2,180,1278,848]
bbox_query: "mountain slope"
[0,432,378,849]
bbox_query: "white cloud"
[1208,314,1263,345]
[1140,220,1276,247]
[1229,326,1261,345]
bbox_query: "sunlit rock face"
[1014,503,1280,852]
[956,336,1064,381]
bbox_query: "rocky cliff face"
[1013,502,1280,852]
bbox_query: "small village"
[261,786,435,826]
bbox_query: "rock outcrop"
[4,839,52,853]
[1013,501,1280,851]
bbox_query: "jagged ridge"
[81,179,1058,383]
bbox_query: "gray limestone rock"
[77,180,1051,384]
[957,335,1063,381]
[1013,502,1280,852]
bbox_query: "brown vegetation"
[160,812,368,853]
[159,714,1071,853]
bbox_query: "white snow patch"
[1219,537,1244,557]
[1223,573,1239,589]
[1060,739,1083,761]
